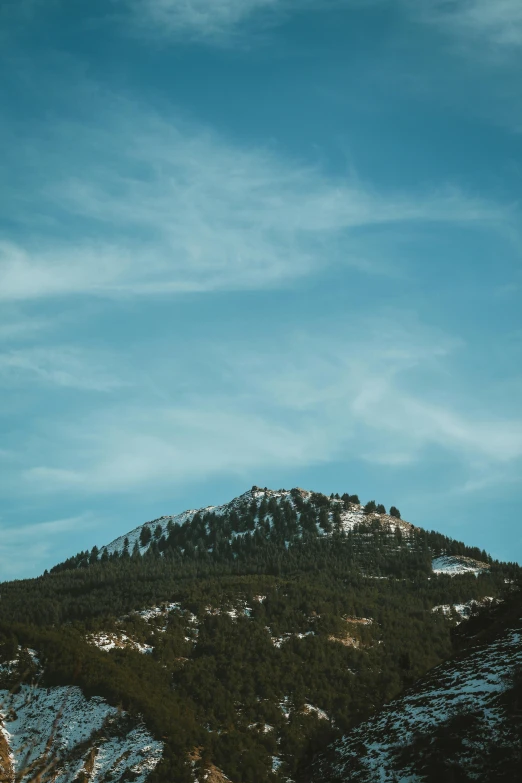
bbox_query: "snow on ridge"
[432,554,490,577]
[338,505,414,535]
[101,508,197,556]
[100,487,274,556]
[432,596,500,623]
[100,487,415,557]
[321,624,522,782]
[0,675,162,782]
[100,487,288,556]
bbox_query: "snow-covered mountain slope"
[432,554,490,576]
[100,487,415,558]
[311,616,522,783]
[101,507,197,557]
[0,650,162,783]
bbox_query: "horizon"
[1,0,521,579]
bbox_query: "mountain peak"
[98,485,413,559]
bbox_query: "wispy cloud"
[16,317,522,497]
[125,1,522,50]
[0,311,51,342]
[416,0,522,50]
[0,346,124,392]
[239,323,522,467]
[125,0,282,41]
[0,512,102,579]
[0,97,512,302]
[22,406,334,493]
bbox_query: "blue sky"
[1,0,521,579]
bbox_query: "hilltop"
[98,486,416,559]
[51,486,492,583]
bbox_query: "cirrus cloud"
[126,0,282,40]
[420,0,522,50]
[0,95,514,303]
[15,317,522,498]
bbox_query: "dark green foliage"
[1,488,519,783]
[0,569,462,782]
[389,506,401,519]
[341,493,359,509]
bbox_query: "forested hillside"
[1,487,520,782]
[310,589,522,783]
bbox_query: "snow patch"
[432,555,490,577]
[267,629,314,648]
[432,596,499,623]
[87,632,153,654]
[304,703,329,721]
[0,684,162,782]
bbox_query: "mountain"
[0,486,520,783]
[309,592,522,782]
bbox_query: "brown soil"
[344,616,372,625]
[0,725,13,783]
[204,763,234,783]
[328,634,360,648]
[189,748,235,783]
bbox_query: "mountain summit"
[100,486,415,559]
